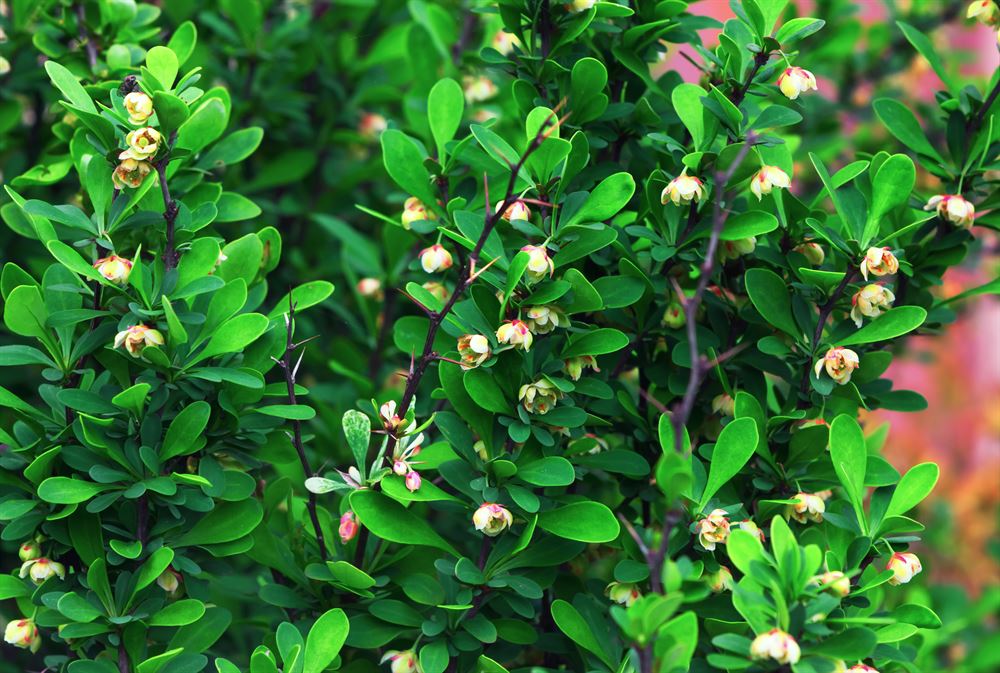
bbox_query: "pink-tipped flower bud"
[380,650,420,673]
[400,197,437,229]
[358,112,388,141]
[886,552,922,586]
[496,199,531,221]
[404,470,422,492]
[473,503,514,536]
[750,165,791,200]
[777,66,818,100]
[419,244,453,274]
[924,194,975,229]
[750,629,801,665]
[93,255,133,284]
[114,324,164,357]
[519,245,554,283]
[4,618,40,652]
[496,319,533,351]
[810,570,851,597]
[661,170,704,206]
[706,566,735,593]
[605,581,642,606]
[356,277,382,299]
[794,241,826,266]
[712,393,736,417]
[339,511,359,543]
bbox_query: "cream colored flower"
[473,503,513,536]
[419,244,453,273]
[712,393,735,417]
[401,197,437,229]
[491,30,521,55]
[0,57,10,76]
[112,158,152,189]
[886,552,922,586]
[458,334,491,369]
[794,241,825,266]
[859,246,899,281]
[564,355,599,381]
[525,304,569,334]
[788,492,826,524]
[706,566,734,593]
[496,319,533,351]
[93,255,133,284]
[356,278,382,298]
[697,509,730,550]
[518,378,563,415]
[924,194,975,229]
[358,112,387,141]
[851,283,895,327]
[661,170,704,206]
[463,75,497,103]
[421,281,449,302]
[20,557,66,584]
[968,0,1000,26]
[4,618,40,652]
[750,165,790,200]
[738,519,766,543]
[114,324,164,357]
[120,127,161,161]
[124,91,153,125]
[156,569,181,597]
[777,66,818,100]
[814,346,860,385]
[566,0,596,13]
[605,581,641,606]
[810,570,851,597]
[496,199,532,221]
[380,400,404,432]
[750,629,801,665]
[520,244,554,283]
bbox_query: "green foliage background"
[0,1,998,673]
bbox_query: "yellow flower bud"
[421,281,449,302]
[123,91,154,125]
[496,199,532,221]
[847,664,880,673]
[859,246,899,280]
[400,197,436,229]
[696,508,730,550]
[463,75,498,103]
[358,112,387,141]
[810,570,851,597]
[605,581,642,605]
[793,241,825,266]
[661,170,704,206]
[719,236,756,261]
[968,0,1000,26]
[114,324,165,357]
[851,283,895,327]
[18,541,41,562]
[886,552,922,586]
[712,393,735,417]
[814,346,860,385]
[473,503,513,536]
[788,492,826,524]
[706,566,734,593]
[565,0,596,13]
[525,304,569,334]
[738,519,766,543]
[496,319,533,351]
[777,66,818,100]
[356,277,382,299]
[563,355,599,381]
[156,569,182,597]
[419,244,453,273]
[750,165,791,200]
[491,30,521,55]
[380,650,420,673]
[93,255,133,284]
[924,194,975,229]
[0,57,10,76]
[120,127,161,161]
[750,629,801,665]
[4,618,40,652]
[519,245,554,283]
[458,334,491,369]
[518,377,563,414]
[662,301,685,328]
[112,158,152,189]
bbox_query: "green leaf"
[176,99,228,153]
[840,306,926,346]
[428,78,463,160]
[518,457,575,487]
[551,599,614,667]
[255,404,316,420]
[161,401,211,460]
[698,418,758,510]
[303,609,350,673]
[44,61,95,113]
[745,268,800,340]
[380,129,436,207]
[38,477,111,504]
[672,83,714,150]
[199,127,264,168]
[152,92,190,137]
[885,462,938,519]
[167,21,198,66]
[268,281,335,320]
[112,383,150,417]
[807,627,877,660]
[133,547,175,596]
[193,313,270,363]
[564,172,635,226]
[720,211,779,241]
[774,17,825,44]
[561,328,629,358]
[3,285,50,339]
[896,21,956,94]
[537,502,619,543]
[873,98,944,163]
[864,154,915,246]
[830,415,868,534]
[463,368,509,413]
[343,410,372,476]
[57,592,104,622]
[149,599,205,626]
[174,500,263,547]
[570,57,609,123]
[146,46,179,89]
[350,490,458,555]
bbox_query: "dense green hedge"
[1,2,998,673]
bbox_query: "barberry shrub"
[1,2,997,673]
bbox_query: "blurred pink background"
[664,1,1000,591]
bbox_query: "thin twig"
[281,296,329,561]
[75,4,98,71]
[156,131,180,271]
[797,268,858,403]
